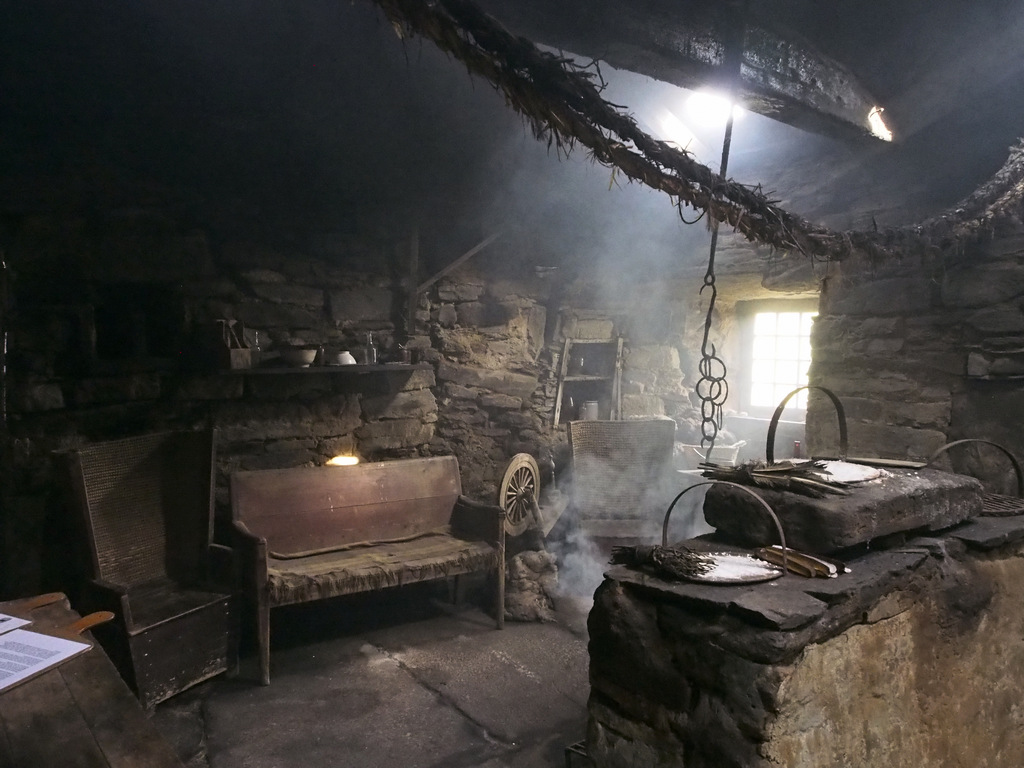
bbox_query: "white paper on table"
[0,614,31,634]
[0,628,90,693]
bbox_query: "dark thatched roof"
[371,0,1024,265]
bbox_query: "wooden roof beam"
[477,0,890,144]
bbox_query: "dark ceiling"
[2,0,1023,274]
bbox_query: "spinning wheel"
[499,453,540,536]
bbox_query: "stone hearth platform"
[586,515,1024,768]
[703,467,982,554]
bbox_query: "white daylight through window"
[749,309,816,410]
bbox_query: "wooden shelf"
[553,337,623,426]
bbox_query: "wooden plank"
[0,660,111,768]
[405,227,419,338]
[0,718,13,768]
[552,338,572,426]
[255,496,458,556]
[267,537,499,604]
[269,535,496,573]
[0,598,185,768]
[231,457,464,553]
[125,583,231,634]
[232,457,461,518]
[416,232,501,294]
[62,650,184,767]
[128,597,233,710]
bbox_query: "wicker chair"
[68,430,236,708]
[567,418,678,541]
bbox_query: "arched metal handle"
[924,439,1024,498]
[662,480,787,576]
[766,385,848,464]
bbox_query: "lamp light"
[686,90,744,127]
[326,455,360,466]
[868,106,893,142]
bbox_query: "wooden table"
[0,594,184,768]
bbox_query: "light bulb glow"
[868,106,893,141]
[326,455,360,466]
[686,90,744,127]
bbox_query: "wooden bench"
[230,455,505,684]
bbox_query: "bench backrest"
[230,456,464,556]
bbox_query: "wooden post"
[405,227,419,339]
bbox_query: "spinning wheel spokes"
[498,454,540,536]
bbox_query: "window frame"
[736,299,818,419]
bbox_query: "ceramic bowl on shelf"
[324,350,357,366]
[279,347,318,367]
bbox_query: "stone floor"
[151,583,593,768]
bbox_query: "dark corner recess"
[39,283,187,376]
[92,284,186,368]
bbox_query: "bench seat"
[123,579,233,632]
[266,532,499,605]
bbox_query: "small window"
[740,301,817,414]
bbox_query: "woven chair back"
[72,431,215,587]
[568,419,676,519]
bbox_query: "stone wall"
[808,222,1024,492]
[0,207,446,595]
[0,201,719,597]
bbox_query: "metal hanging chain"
[696,11,747,455]
[696,114,735,454]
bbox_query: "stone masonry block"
[479,393,522,409]
[234,300,322,330]
[437,280,484,302]
[437,304,458,327]
[965,306,1024,334]
[626,345,680,371]
[500,411,538,429]
[361,388,438,421]
[569,318,615,339]
[327,288,394,325]
[250,283,325,308]
[444,382,479,400]
[355,419,435,452]
[456,302,486,327]
[397,368,436,391]
[621,394,666,419]
[240,269,287,284]
[829,278,932,316]
[436,360,538,399]
[73,375,161,405]
[12,383,65,412]
[942,263,1024,308]
[967,351,1024,377]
